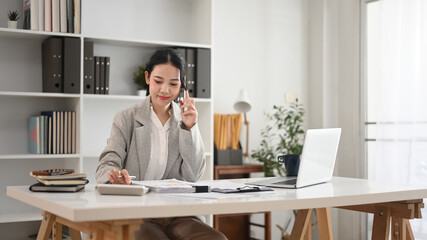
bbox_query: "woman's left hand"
[180,90,198,129]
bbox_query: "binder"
[185,48,197,97]
[99,57,105,94]
[104,57,110,94]
[83,41,94,94]
[63,37,81,93]
[196,49,211,98]
[94,57,100,94]
[42,37,63,93]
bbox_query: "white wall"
[213,0,309,162]
[213,0,309,239]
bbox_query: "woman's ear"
[145,71,150,85]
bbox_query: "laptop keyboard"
[273,178,297,185]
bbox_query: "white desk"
[7,177,427,240]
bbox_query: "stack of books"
[29,169,88,192]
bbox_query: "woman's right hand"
[107,168,132,185]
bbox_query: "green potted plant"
[7,10,20,29]
[251,101,305,177]
[133,64,149,96]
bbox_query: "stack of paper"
[132,179,200,193]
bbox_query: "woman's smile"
[158,96,170,101]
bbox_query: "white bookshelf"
[0,0,213,224]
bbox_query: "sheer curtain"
[366,0,427,238]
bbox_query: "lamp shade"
[234,89,252,113]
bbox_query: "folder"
[99,57,105,94]
[83,41,94,94]
[196,48,211,98]
[186,48,197,97]
[42,37,63,93]
[104,57,110,94]
[63,37,81,93]
[94,57,101,94]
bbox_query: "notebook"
[247,128,341,189]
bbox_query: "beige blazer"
[96,97,206,183]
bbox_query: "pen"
[118,175,136,180]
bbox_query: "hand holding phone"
[180,90,198,130]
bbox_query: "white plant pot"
[8,21,18,29]
[137,89,147,97]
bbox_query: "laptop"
[247,128,341,189]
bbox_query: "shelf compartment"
[0,27,81,41]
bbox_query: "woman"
[96,48,226,240]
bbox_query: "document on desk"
[132,179,209,193]
[168,181,274,199]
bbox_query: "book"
[48,116,51,154]
[185,48,197,97]
[42,37,63,93]
[31,0,40,30]
[67,111,71,153]
[83,41,94,94]
[34,172,87,180]
[31,168,74,176]
[23,0,31,30]
[66,0,74,33]
[74,0,81,34]
[37,178,89,185]
[52,0,59,32]
[38,0,44,31]
[64,111,68,154]
[28,116,39,154]
[39,115,44,154]
[104,57,110,94]
[29,182,84,192]
[196,48,211,98]
[59,111,63,154]
[71,111,76,153]
[63,37,81,93]
[60,0,67,33]
[44,0,51,31]
[41,111,56,154]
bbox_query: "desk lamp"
[234,89,252,157]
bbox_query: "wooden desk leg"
[372,205,391,240]
[69,228,82,240]
[290,209,313,240]
[265,212,271,240]
[52,222,63,240]
[37,211,56,240]
[316,208,333,240]
[391,217,415,240]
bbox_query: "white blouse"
[144,106,171,180]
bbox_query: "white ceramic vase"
[8,21,18,29]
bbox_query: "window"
[365,0,427,238]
